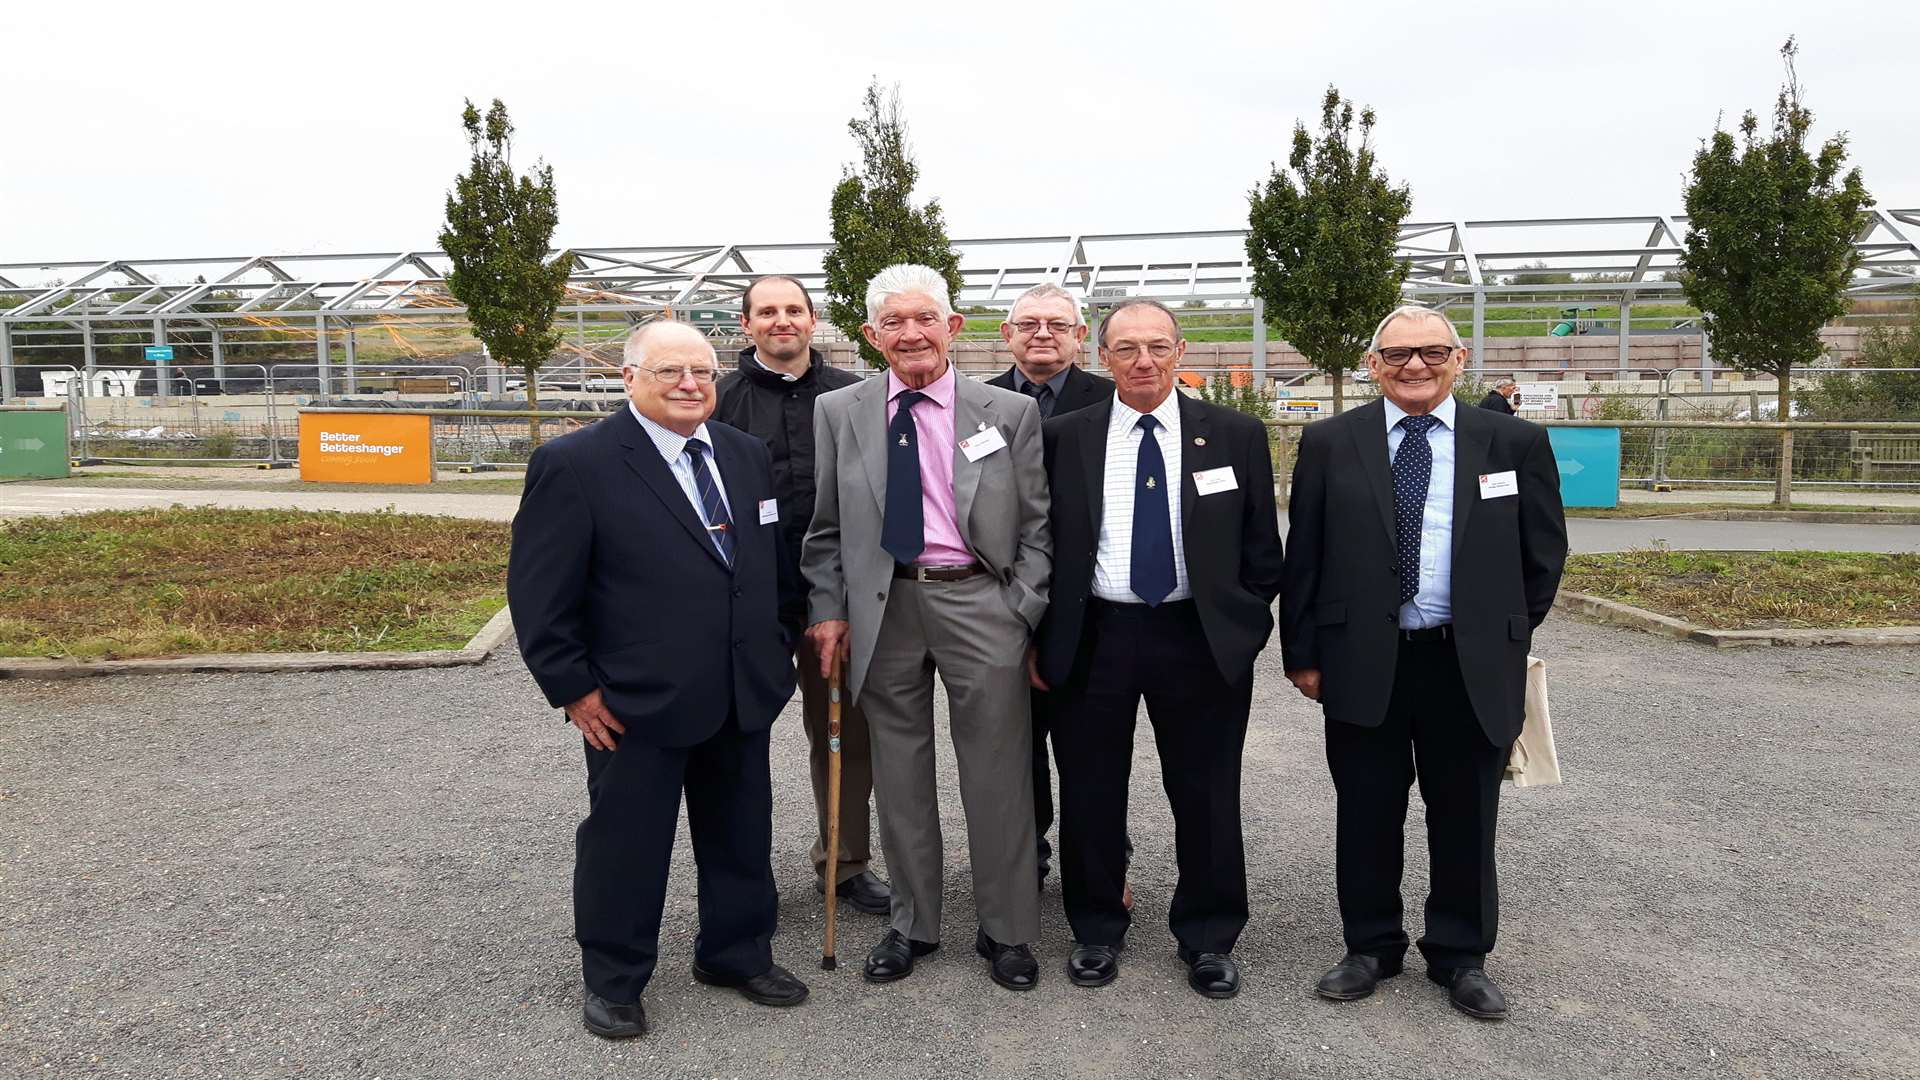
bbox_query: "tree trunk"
[526,372,542,449]
[1774,368,1792,508]
[1331,369,1345,414]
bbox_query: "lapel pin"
[977,421,988,431]
[898,434,909,447]
[1193,437,1206,446]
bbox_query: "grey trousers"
[857,572,1041,946]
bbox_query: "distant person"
[509,321,808,1040]
[1282,305,1567,1022]
[713,275,891,918]
[1479,378,1518,415]
[985,283,1117,896]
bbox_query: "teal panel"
[0,409,71,479]
[1546,426,1620,508]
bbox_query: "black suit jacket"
[987,363,1114,418]
[1280,399,1567,744]
[1478,389,1515,415]
[507,408,797,748]
[1036,394,1286,687]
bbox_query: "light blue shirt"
[628,402,733,545]
[1384,395,1456,630]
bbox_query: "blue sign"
[143,345,175,362]
[1546,427,1621,508]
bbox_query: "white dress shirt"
[1093,391,1191,603]
[629,402,733,549]
[1384,394,1455,629]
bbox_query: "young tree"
[1678,39,1872,506]
[439,98,572,446]
[1246,86,1412,413]
[823,81,964,368]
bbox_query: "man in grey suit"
[802,263,1052,992]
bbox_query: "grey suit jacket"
[802,367,1052,699]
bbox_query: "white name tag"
[758,498,779,525]
[1192,466,1238,496]
[958,426,1007,462]
[1478,470,1519,499]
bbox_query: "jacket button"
[1388,565,1398,576]
[877,591,886,602]
[731,586,742,598]
[733,638,744,649]
[1386,612,1397,622]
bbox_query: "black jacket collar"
[736,346,829,389]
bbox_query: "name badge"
[958,426,1007,462]
[1478,470,1519,500]
[758,498,779,525]
[1193,466,1238,495]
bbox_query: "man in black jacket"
[508,321,809,1039]
[1479,378,1517,414]
[1281,305,1566,1022]
[986,283,1115,891]
[713,275,890,916]
[1034,300,1284,999]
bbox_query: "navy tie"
[1130,415,1175,606]
[1392,414,1439,605]
[881,390,927,566]
[684,439,735,567]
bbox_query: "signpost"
[1515,384,1560,412]
[1546,426,1621,508]
[297,410,434,484]
[143,345,175,362]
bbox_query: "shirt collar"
[628,400,713,461]
[1383,393,1456,433]
[747,348,801,383]
[886,361,955,409]
[1016,365,1074,397]
[1110,388,1181,434]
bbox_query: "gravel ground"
[2,619,1916,1080]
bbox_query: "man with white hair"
[802,263,1052,991]
[509,320,808,1040]
[1281,304,1566,1021]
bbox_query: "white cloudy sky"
[2,0,1914,266]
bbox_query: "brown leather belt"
[892,562,984,582]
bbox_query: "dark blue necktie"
[881,390,927,566]
[684,440,734,567]
[1392,414,1439,605]
[1130,415,1175,606]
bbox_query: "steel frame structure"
[3,208,1915,400]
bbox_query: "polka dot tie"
[1392,414,1439,605]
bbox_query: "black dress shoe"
[975,929,1039,991]
[691,961,809,1007]
[817,871,892,916]
[1178,947,1241,1000]
[1067,943,1121,988]
[582,990,646,1039]
[864,928,939,983]
[1315,952,1404,1002]
[1428,965,1509,1021]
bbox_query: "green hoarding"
[0,408,70,479]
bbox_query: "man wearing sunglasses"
[986,284,1114,894]
[1280,305,1566,1021]
[509,320,808,1040]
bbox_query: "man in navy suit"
[508,320,808,1040]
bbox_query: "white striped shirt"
[628,402,733,529]
[1093,392,1190,603]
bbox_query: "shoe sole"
[862,965,914,984]
[1190,980,1239,1000]
[1317,967,1402,1002]
[1068,967,1117,988]
[583,1018,646,1040]
[690,966,809,1007]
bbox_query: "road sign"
[1515,384,1559,411]
[144,345,175,362]
[1546,426,1620,508]
[1281,401,1323,415]
[0,408,70,479]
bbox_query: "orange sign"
[298,411,434,484]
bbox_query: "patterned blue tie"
[881,391,927,566]
[1130,415,1175,606]
[1392,414,1439,605]
[684,439,734,567]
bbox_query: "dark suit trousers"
[1031,687,1056,869]
[1325,636,1509,970]
[574,709,777,1004]
[1052,600,1252,953]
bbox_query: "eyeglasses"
[876,312,944,334]
[1105,343,1177,362]
[636,364,719,384]
[1376,345,1458,367]
[1011,319,1077,337]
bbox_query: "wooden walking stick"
[821,647,845,970]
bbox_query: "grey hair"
[1006,283,1083,326]
[864,263,955,324]
[622,319,716,369]
[1097,298,1184,349]
[1368,304,1462,353]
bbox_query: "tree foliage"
[1246,86,1412,412]
[439,98,571,436]
[1677,39,1873,504]
[1800,325,1920,420]
[823,81,963,367]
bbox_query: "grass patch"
[1563,550,1920,629]
[0,507,509,658]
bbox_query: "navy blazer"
[507,407,797,748]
